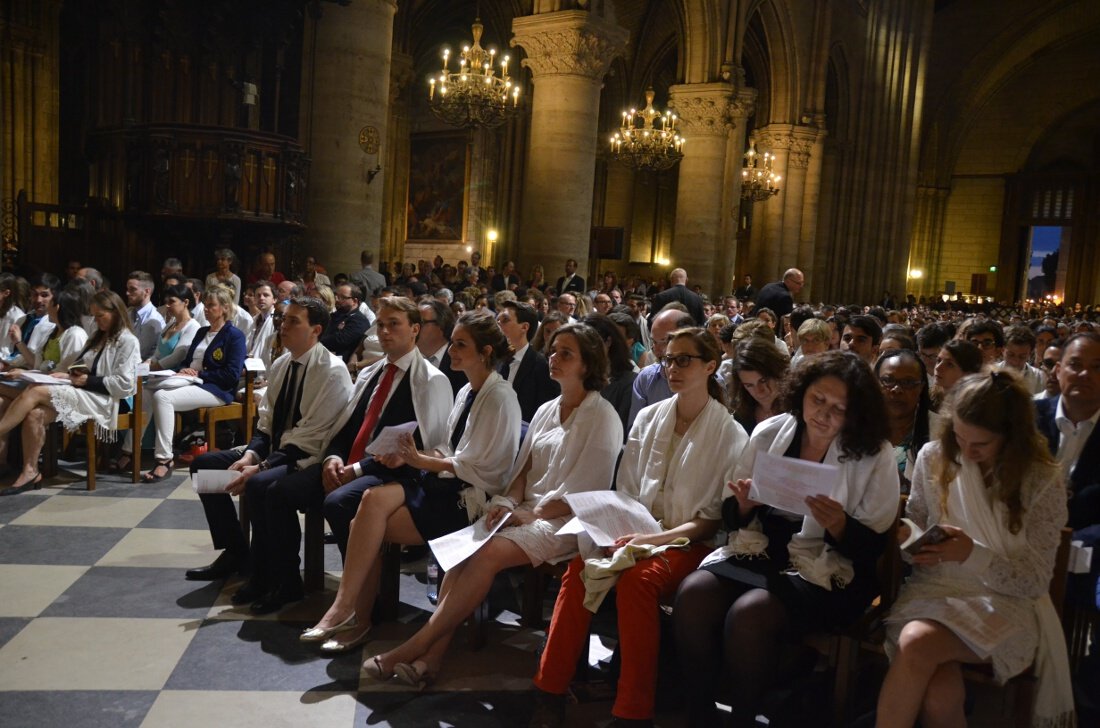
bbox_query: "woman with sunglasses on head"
[875,348,938,492]
[674,351,899,727]
[877,372,1073,727]
[530,328,748,727]
[362,323,622,688]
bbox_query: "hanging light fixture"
[608,88,684,172]
[427,16,521,129]
[740,140,781,202]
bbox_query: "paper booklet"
[429,511,512,572]
[748,450,839,517]
[16,371,70,385]
[899,517,950,555]
[560,490,661,548]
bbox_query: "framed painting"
[406,131,470,243]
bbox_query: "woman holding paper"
[300,311,522,652]
[0,290,139,495]
[530,327,749,726]
[357,323,622,687]
[673,351,899,727]
[120,286,246,483]
[877,372,1073,727]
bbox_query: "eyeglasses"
[661,354,705,369]
[879,376,923,391]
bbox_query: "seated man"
[320,282,369,361]
[186,297,353,613]
[496,300,558,421]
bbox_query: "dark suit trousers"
[245,461,327,590]
[321,457,417,560]
[193,448,254,560]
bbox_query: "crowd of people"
[0,248,1097,728]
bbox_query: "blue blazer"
[183,324,247,404]
[1036,395,1100,530]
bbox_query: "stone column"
[381,51,414,265]
[667,82,732,298]
[511,10,628,287]
[305,0,397,276]
[602,161,636,260]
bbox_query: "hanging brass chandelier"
[740,140,781,202]
[427,17,521,129]
[608,88,684,172]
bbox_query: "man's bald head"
[783,268,805,295]
[669,268,688,286]
[650,308,695,359]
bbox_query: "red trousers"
[533,543,710,720]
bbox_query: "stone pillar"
[305,0,397,276]
[381,50,414,265]
[907,185,950,299]
[511,10,628,288]
[602,162,636,260]
[667,82,732,298]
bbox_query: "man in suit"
[125,270,165,360]
[734,274,756,302]
[555,258,586,295]
[491,260,521,292]
[754,268,804,320]
[185,297,353,613]
[649,268,705,325]
[497,300,559,421]
[416,298,467,395]
[1035,332,1100,530]
[317,296,452,558]
[350,250,387,301]
[321,282,370,361]
[246,281,278,368]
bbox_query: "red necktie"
[347,363,398,464]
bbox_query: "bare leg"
[13,404,56,486]
[0,389,17,463]
[876,619,981,728]
[374,536,530,674]
[309,483,418,632]
[0,387,54,438]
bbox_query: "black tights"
[673,570,795,728]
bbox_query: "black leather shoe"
[184,551,243,581]
[250,586,305,615]
[230,581,268,605]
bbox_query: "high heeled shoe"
[0,471,42,496]
[393,660,434,690]
[299,612,357,643]
[319,624,372,654]
[363,655,393,681]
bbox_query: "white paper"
[1070,541,1093,574]
[563,490,661,548]
[555,517,586,536]
[428,512,511,572]
[244,357,266,372]
[145,369,177,377]
[749,451,839,517]
[365,421,418,457]
[191,469,241,494]
[18,371,71,385]
[136,363,151,376]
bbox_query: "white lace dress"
[885,441,1066,682]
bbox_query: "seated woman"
[531,311,569,355]
[148,284,200,371]
[931,339,983,411]
[300,311,522,651]
[754,307,789,354]
[0,290,139,495]
[361,323,623,685]
[0,288,88,484]
[728,337,790,434]
[674,351,899,727]
[582,313,637,436]
[531,328,749,726]
[790,317,831,366]
[874,348,936,492]
[122,286,245,483]
[877,372,1073,728]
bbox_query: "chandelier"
[608,88,684,172]
[740,140,781,202]
[427,18,521,129]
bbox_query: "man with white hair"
[649,268,705,325]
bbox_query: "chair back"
[1049,527,1073,620]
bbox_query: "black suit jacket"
[650,284,705,325]
[321,308,370,361]
[502,347,560,422]
[1036,396,1100,530]
[555,274,586,295]
[437,349,468,397]
[754,280,795,319]
[325,366,421,467]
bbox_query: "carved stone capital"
[668,82,735,136]
[753,124,818,169]
[729,87,758,121]
[511,10,628,80]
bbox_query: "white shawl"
[732,413,899,590]
[446,371,522,500]
[256,343,354,469]
[55,331,140,439]
[950,457,1075,727]
[511,390,623,506]
[323,348,452,454]
[619,396,748,528]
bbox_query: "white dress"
[496,390,623,565]
[886,441,1066,681]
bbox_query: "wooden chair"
[84,376,144,491]
[959,526,1074,728]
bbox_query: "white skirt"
[494,508,578,566]
[49,386,115,440]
